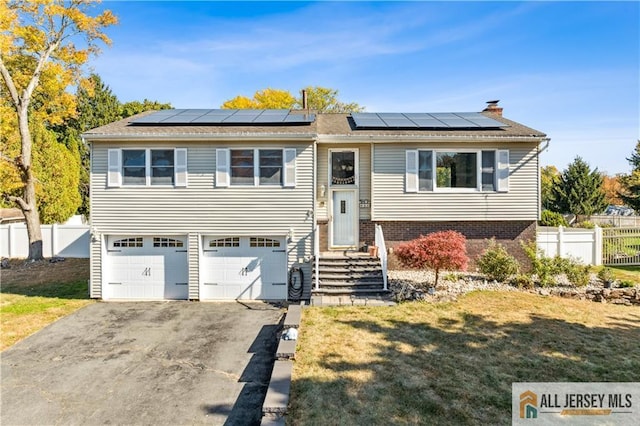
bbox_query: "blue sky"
[92,1,639,175]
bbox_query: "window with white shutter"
[283,148,296,188]
[497,149,509,192]
[405,150,418,193]
[216,148,230,187]
[107,149,122,187]
[175,148,188,187]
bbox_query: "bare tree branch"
[5,195,30,211]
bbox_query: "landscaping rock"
[388,269,639,306]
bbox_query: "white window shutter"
[107,149,122,187]
[174,148,187,187]
[405,150,418,193]
[497,149,510,192]
[216,149,230,187]
[283,148,296,188]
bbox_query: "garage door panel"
[104,237,188,300]
[201,237,287,300]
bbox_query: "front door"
[331,190,357,247]
[329,149,359,248]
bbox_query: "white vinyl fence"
[537,226,602,266]
[1,223,90,258]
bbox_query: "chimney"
[301,89,308,111]
[482,99,503,116]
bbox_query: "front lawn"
[1,259,93,351]
[290,291,640,425]
[603,265,640,283]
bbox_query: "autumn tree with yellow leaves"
[222,86,364,113]
[0,0,117,260]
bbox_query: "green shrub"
[510,274,534,289]
[444,272,462,282]
[522,241,558,286]
[539,210,568,227]
[575,220,595,229]
[565,263,591,287]
[597,267,615,284]
[521,242,591,287]
[477,240,520,282]
[619,280,635,288]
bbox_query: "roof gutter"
[317,134,547,144]
[81,133,316,142]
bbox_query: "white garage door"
[104,236,188,300]
[201,236,287,300]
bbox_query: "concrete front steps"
[311,252,389,298]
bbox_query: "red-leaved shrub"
[395,230,468,287]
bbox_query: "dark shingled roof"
[83,110,546,140]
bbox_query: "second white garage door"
[200,236,287,300]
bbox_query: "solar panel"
[130,109,315,125]
[378,113,418,128]
[284,113,316,123]
[351,112,508,129]
[351,113,386,127]
[430,113,479,128]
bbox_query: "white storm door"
[331,190,357,247]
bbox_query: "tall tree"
[619,140,640,212]
[541,165,560,210]
[221,88,296,109]
[550,156,607,217]
[54,74,122,217]
[2,117,81,224]
[602,174,623,206]
[0,0,117,260]
[221,86,364,112]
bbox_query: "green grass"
[596,265,640,283]
[289,292,640,425]
[0,280,93,351]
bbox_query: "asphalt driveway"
[1,301,284,425]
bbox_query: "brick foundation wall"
[360,220,537,270]
[317,220,329,252]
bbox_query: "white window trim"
[115,148,186,188]
[219,148,294,188]
[410,148,509,193]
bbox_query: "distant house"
[0,208,25,224]
[83,101,547,301]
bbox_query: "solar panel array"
[351,112,508,129]
[130,109,316,125]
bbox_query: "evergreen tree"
[121,99,171,118]
[541,165,560,210]
[619,141,640,212]
[60,75,122,217]
[550,156,607,216]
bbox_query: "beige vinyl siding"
[188,233,199,300]
[89,238,102,298]
[372,142,539,221]
[316,143,371,220]
[90,140,314,299]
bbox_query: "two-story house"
[83,102,547,301]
